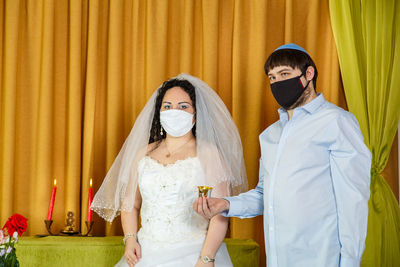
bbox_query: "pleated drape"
[330,0,400,266]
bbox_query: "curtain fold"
[329,0,400,266]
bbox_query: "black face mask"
[270,75,310,110]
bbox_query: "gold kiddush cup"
[198,186,213,197]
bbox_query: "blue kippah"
[274,43,309,55]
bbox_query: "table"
[16,236,259,266]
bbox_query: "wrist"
[199,255,215,263]
[123,233,138,244]
[223,199,230,212]
[125,238,138,245]
[200,251,216,258]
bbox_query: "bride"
[92,73,247,266]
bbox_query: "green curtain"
[329,0,400,266]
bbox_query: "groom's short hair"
[264,48,318,89]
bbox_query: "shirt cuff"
[340,257,361,267]
[221,197,242,217]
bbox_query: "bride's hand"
[193,197,230,219]
[195,259,215,267]
[124,238,141,267]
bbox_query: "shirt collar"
[278,93,325,122]
[278,108,289,123]
[300,93,325,114]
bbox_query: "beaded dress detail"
[115,156,233,267]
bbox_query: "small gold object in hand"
[198,186,213,197]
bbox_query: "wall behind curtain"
[0,0,397,265]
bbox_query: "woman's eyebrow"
[178,102,192,105]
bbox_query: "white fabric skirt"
[115,239,233,267]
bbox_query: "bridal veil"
[92,73,248,222]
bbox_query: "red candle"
[47,179,57,221]
[88,178,93,221]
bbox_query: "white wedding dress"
[115,156,233,267]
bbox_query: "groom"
[194,44,371,267]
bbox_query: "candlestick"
[47,179,57,220]
[41,211,95,236]
[88,178,93,221]
[83,221,94,236]
[44,220,56,236]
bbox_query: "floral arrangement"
[0,214,28,267]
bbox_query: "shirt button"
[269,205,272,209]
[270,227,274,231]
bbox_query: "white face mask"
[160,109,195,137]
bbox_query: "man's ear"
[305,66,315,81]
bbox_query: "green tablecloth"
[16,236,259,267]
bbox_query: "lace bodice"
[137,156,209,247]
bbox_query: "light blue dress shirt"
[224,94,371,267]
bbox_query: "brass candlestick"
[44,220,57,236]
[42,211,94,236]
[83,221,94,236]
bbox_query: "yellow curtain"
[329,0,400,266]
[2,0,393,265]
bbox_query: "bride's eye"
[163,104,172,110]
[179,104,189,109]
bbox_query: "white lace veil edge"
[91,73,248,223]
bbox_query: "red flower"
[2,213,28,236]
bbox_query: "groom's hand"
[193,197,230,219]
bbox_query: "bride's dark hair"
[149,78,197,144]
